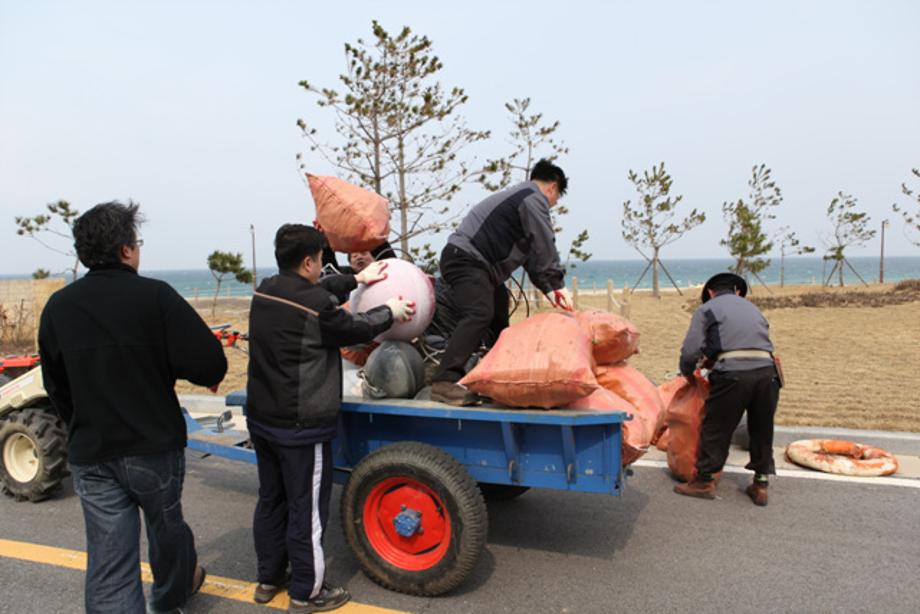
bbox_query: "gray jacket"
[679,291,775,378]
[447,181,565,293]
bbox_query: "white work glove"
[385,296,416,322]
[355,261,388,286]
[546,287,574,312]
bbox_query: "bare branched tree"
[823,192,875,287]
[15,200,81,281]
[774,225,815,287]
[480,98,590,269]
[297,21,490,259]
[892,168,920,246]
[622,162,705,297]
[721,164,782,278]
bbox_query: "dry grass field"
[180,282,920,433]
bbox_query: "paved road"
[2,440,919,614]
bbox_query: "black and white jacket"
[245,270,393,437]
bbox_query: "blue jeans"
[70,450,198,614]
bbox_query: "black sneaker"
[289,584,351,613]
[431,381,479,406]
[254,571,290,604]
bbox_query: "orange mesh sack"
[652,376,687,448]
[571,388,647,466]
[459,313,597,408]
[665,373,710,482]
[595,364,664,451]
[307,174,390,252]
[574,310,640,364]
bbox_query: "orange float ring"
[785,439,899,477]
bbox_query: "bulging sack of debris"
[362,341,426,399]
[459,313,597,409]
[652,376,688,450]
[664,373,710,482]
[350,259,435,342]
[595,363,665,453]
[570,388,648,466]
[575,310,640,364]
[307,174,390,252]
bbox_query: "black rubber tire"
[341,441,487,596]
[0,406,68,502]
[478,483,530,501]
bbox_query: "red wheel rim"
[363,476,451,571]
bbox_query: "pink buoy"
[350,258,435,342]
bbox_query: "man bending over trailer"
[245,224,414,613]
[431,159,574,406]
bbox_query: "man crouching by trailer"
[245,224,414,613]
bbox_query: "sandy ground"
[178,282,920,432]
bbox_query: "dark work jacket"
[679,291,775,378]
[245,270,393,436]
[38,264,227,464]
[447,181,565,293]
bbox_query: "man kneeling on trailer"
[245,224,414,612]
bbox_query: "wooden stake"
[572,276,579,310]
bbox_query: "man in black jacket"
[431,159,574,406]
[39,202,227,614]
[246,224,413,613]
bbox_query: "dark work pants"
[696,366,781,476]
[251,434,333,602]
[70,450,197,614]
[433,244,510,383]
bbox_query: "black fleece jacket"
[38,264,227,464]
[246,270,393,434]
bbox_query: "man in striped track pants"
[245,224,414,612]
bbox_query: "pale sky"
[1,0,918,275]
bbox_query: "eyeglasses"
[134,239,144,247]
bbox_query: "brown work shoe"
[746,482,769,506]
[431,381,479,406]
[674,479,717,499]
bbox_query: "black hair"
[274,224,325,270]
[707,278,739,294]
[72,201,143,269]
[530,159,568,195]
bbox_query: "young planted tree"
[622,162,705,298]
[15,200,81,281]
[774,226,815,287]
[32,268,51,280]
[298,21,490,258]
[480,97,590,270]
[721,164,782,283]
[823,192,875,287]
[892,168,920,246]
[207,251,253,316]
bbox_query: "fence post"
[606,279,621,312]
[571,276,579,310]
[620,287,631,319]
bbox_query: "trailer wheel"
[341,441,487,596]
[478,483,530,501]
[0,407,68,502]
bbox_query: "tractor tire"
[0,406,68,502]
[478,483,530,501]
[341,441,487,596]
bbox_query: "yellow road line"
[0,539,406,613]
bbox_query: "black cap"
[701,272,748,303]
